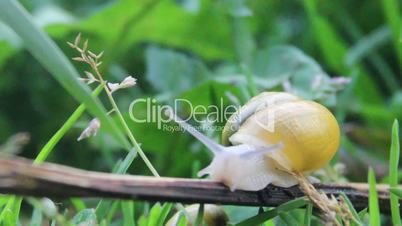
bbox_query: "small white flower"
[77,118,101,141]
[107,82,120,93]
[120,76,137,88]
[108,76,137,93]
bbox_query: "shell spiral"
[222,92,340,173]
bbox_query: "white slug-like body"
[197,144,298,190]
[166,92,340,191]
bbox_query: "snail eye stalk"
[164,108,224,155]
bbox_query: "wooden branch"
[0,157,399,213]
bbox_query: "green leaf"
[175,212,187,226]
[368,167,380,226]
[229,0,255,66]
[0,0,130,150]
[389,119,401,226]
[389,188,402,198]
[339,193,363,226]
[74,0,233,61]
[357,208,368,220]
[121,201,135,226]
[252,45,340,104]
[279,212,298,225]
[235,197,307,226]
[145,45,211,94]
[72,209,97,226]
[147,203,162,226]
[155,203,173,226]
[253,45,326,88]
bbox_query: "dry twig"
[0,157,399,214]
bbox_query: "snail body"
[167,92,340,191]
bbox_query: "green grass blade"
[302,0,382,104]
[304,203,313,226]
[0,84,103,223]
[175,212,187,226]
[71,199,86,212]
[346,26,391,67]
[337,11,398,93]
[0,197,12,223]
[302,0,347,71]
[193,204,204,226]
[0,197,7,210]
[278,212,298,225]
[358,208,367,220]
[389,188,402,197]
[155,203,173,226]
[106,201,120,224]
[95,150,137,220]
[121,201,135,226]
[339,192,363,226]
[0,0,129,150]
[3,209,14,226]
[34,84,104,164]
[0,196,20,225]
[147,203,162,226]
[368,167,380,226]
[389,119,401,226]
[235,197,307,226]
[115,149,138,174]
[382,0,402,66]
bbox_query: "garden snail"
[166,92,340,191]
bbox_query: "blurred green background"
[0,0,401,183]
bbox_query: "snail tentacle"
[165,108,224,155]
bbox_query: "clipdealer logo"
[128,98,276,132]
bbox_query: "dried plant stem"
[90,65,159,177]
[291,171,352,226]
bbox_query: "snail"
[166,92,340,191]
